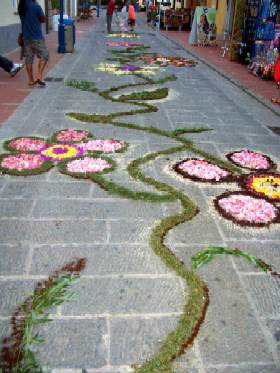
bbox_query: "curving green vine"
[64,51,247,372]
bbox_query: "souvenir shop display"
[189,7,217,46]
[239,0,279,64]
[241,0,280,87]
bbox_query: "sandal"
[271,98,280,104]
[36,79,46,87]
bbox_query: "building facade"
[0,0,46,54]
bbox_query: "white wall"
[0,0,46,27]
[0,0,20,26]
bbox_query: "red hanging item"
[274,56,280,84]
[271,56,280,104]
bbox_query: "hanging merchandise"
[271,56,280,103]
[274,56,280,84]
[245,0,280,82]
[238,0,260,64]
[255,0,275,41]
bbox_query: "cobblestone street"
[0,13,280,373]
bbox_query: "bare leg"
[26,64,35,86]
[37,58,48,81]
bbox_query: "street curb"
[159,31,280,118]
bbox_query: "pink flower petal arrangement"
[215,192,279,226]
[1,153,45,171]
[81,139,126,153]
[55,129,91,143]
[174,158,233,182]
[107,41,144,47]
[66,157,113,173]
[0,129,127,177]
[140,54,197,67]
[6,137,46,152]
[171,151,280,228]
[227,150,274,170]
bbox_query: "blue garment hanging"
[256,0,275,41]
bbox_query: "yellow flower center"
[250,175,280,199]
[41,145,80,160]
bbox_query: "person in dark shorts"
[18,0,49,86]
[0,55,22,77]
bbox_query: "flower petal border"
[3,136,47,153]
[0,153,54,176]
[57,155,117,179]
[50,129,94,144]
[173,158,236,183]
[226,150,276,171]
[214,190,280,227]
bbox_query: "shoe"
[10,63,23,77]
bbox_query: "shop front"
[230,0,280,85]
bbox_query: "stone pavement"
[0,12,280,373]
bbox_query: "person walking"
[96,0,101,17]
[106,0,116,34]
[18,0,49,87]
[0,55,22,77]
[128,0,136,31]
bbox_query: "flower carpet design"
[107,41,144,47]
[0,129,126,177]
[173,150,280,227]
[94,62,160,75]
[106,32,139,38]
[140,54,198,67]
[2,24,280,373]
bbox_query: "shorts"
[128,19,135,27]
[24,39,49,64]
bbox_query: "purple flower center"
[52,147,68,154]
[120,65,139,71]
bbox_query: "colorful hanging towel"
[274,57,280,84]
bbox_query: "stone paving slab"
[0,219,108,244]
[37,319,108,368]
[0,243,30,275]
[61,277,184,315]
[29,244,169,275]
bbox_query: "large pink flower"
[215,192,279,226]
[66,157,112,173]
[1,153,44,171]
[227,150,274,170]
[174,159,232,182]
